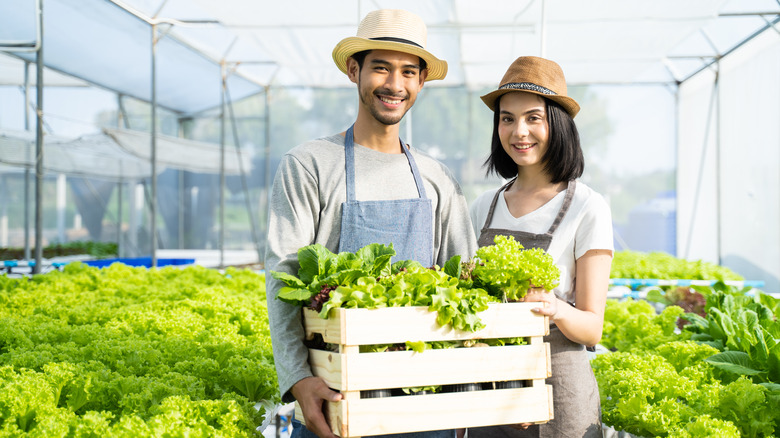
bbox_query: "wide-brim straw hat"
[481,56,580,117]
[332,9,448,81]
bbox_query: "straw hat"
[332,9,448,81]
[481,56,580,117]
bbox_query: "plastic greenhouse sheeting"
[0,0,264,114]
[0,128,250,179]
[0,129,151,180]
[5,0,775,106]
[105,128,252,175]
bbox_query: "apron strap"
[480,178,515,233]
[480,179,577,236]
[344,124,428,201]
[545,180,576,234]
[344,126,357,201]
[402,143,428,199]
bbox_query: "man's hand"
[291,376,343,438]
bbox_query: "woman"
[468,56,613,438]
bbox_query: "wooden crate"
[295,302,554,437]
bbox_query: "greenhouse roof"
[0,128,251,179]
[1,0,779,114]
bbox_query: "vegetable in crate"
[271,243,494,333]
[467,235,560,301]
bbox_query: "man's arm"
[265,152,342,437]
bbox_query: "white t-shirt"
[469,180,613,303]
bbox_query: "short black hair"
[483,95,584,183]
[350,50,428,72]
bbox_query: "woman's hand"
[522,288,559,321]
[510,423,532,430]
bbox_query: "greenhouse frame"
[1,0,779,292]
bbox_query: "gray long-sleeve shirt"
[265,134,477,402]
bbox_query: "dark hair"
[483,95,583,183]
[350,50,428,72]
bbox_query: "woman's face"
[497,91,549,171]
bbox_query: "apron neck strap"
[481,179,577,235]
[546,180,576,234]
[481,178,515,232]
[344,124,428,201]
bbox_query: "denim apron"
[337,125,434,267]
[291,127,451,438]
[469,179,602,438]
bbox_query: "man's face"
[351,49,427,126]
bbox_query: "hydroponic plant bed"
[0,262,278,437]
[595,284,780,437]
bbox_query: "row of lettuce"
[1,250,776,437]
[595,284,780,437]
[0,263,278,437]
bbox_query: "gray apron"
[338,125,434,267]
[291,127,448,438]
[469,179,602,438]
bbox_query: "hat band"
[369,36,423,49]
[499,82,557,96]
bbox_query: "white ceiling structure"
[1,0,779,115]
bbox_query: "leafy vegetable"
[274,244,496,332]
[611,250,743,281]
[598,284,780,437]
[600,298,690,352]
[470,235,560,301]
[272,237,562,333]
[0,263,277,436]
[682,286,780,385]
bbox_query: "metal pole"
[219,62,226,268]
[715,66,722,266]
[226,86,263,264]
[24,61,31,261]
[150,23,158,267]
[117,171,123,257]
[540,0,547,57]
[33,0,44,274]
[263,87,271,264]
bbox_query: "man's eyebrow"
[368,58,421,70]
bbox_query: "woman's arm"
[525,248,612,346]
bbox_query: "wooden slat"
[303,302,548,345]
[331,386,553,437]
[300,302,554,437]
[309,344,549,391]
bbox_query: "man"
[265,9,477,438]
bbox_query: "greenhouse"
[1,0,779,437]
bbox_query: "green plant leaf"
[269,271,305,288]
[297,244,336,283]
[405,341,426,353]
[276,286,313,304]
[443,255,461,278]
[705,351,762,376]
